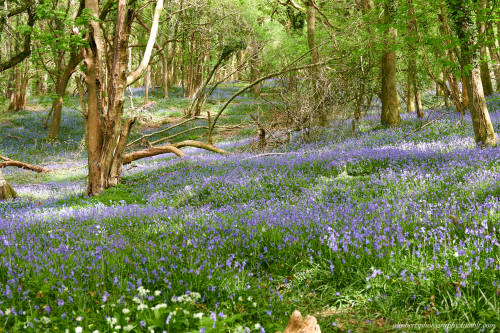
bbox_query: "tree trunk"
[144,65,150,104]
[8,65,28,111]
[478,0,494,96]
[436,72,444,96]
[85,0,164,196]
[250,43,261,96]
[448,0,496,147]
[39,72,48,95]
[305,0,326,126]
[407,63,416,113]
[0,169,17,201]
[415,88,424,118]
[162,50,169,98]
[380,1,401,126]
[381,28,401,126]
[461,76,468,108]
[479,58,493,96]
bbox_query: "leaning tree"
[447,0,496,147]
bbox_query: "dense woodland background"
[0,0,499,332]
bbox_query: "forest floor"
[0,87,499,332]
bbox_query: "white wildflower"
[40,316,51,324]
[122,308,130,314]
[137,286,150,296]
[193,312,203,319]
[106,317,117,326]
[154,290,161,296]
[152,303,167,311]
[124,324,134,331]
[75,327,83,333]
[137,303,148,311]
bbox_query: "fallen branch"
[122,145,185,164]
[150,126,208,146]
[0,156,50,173]
[122,140,230,164]
[171,140,231,155]
[127,116,207,147]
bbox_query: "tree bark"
[380,1,401,126]
[478,0,494,96]
[448,0,496,147]
[380,28,401,126]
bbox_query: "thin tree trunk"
[415,88,424,118]
[48,52,82,140]
[305,0,326,126]
[250,42,261,96]
[162,50,169,98]
[144,65,150,104]
[436,72,444,96]
[407,70,416,113]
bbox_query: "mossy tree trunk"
[448,0,496,147]
[0,169,17,201]
[478,0,494,96]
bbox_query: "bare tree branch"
[0,156,50,173]
[126,0,164,86]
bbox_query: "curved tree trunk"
[47,49,84,140]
